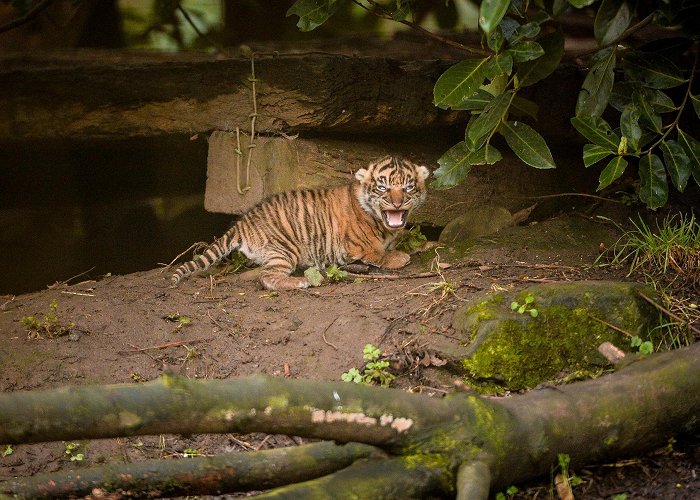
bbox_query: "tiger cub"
[171,156,430,290]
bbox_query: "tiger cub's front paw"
[381,250,411,269]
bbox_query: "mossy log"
[1,342,699,498]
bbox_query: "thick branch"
[494,341,700,488]
[0,374,465,446]
[255,455,450,499]
[0,343,698,498]
[2,441,379,498]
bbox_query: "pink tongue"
[385,210,404,227]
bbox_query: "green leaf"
[431,142,472,189]
[660,140,691,192]
[485,52,514,80]
[516,30,565,88]
[304,267,324,287]
[481,73,508,96]
[677,128,700,185]
[510,95,539,120]
[609,81,639,112]
[508,41,544,62]
[479,0,510,34]
[488,26,505,52]
[471,144,502,165]
[583,144,613,167]
[567,0,597,7]
[451,89,494,111]
[466,91,513,149]
[551,0,569,16]
[633,90,663,134]
[498,121,556,169]
[622,51,687,89]
[392,0,415,20]
[646,89,677,114]
[434,58,491,109]
[570,115,620,150]
[431,142,502,189]
[692,95,700,119]
[286,0,344,32]
[638,154,668,209]
[597,156,628,190]
[576,47,616,117]
[594,0,633,46]
[510,22,541,45]
[620,103,642,152]
[508,0,526,17]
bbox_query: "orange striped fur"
[171,156,430,290]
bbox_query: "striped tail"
[171,227,241,286]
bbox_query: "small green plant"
[612,494,628,500]
[557,453,583,489]
[630,335,654,355]
[428,279,456,297]
[341,344,395,387]
[395,225,428,253]
[304,267,324,287]
[325,264,348,283]
[20,299,74,338]
[2,445,13,457]
[510,293,539,318]
[222,250,248,275]
[64,442,84,462]
[495,485,519,500]
[164,313,191,331]
[182,448,204,458]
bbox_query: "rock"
[447,281,660,392]
[439,206,513,245]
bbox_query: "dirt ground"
[0,212,698,499]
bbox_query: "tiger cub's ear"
[354,168,369,181]
[415,165,430,181]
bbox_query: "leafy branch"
[286,0,700,209]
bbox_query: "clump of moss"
[453,282,660,392]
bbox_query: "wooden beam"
[0,52,462,141]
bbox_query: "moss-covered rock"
[452,281,660,392]
[439,206,513,245]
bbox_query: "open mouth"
[381,209,408,229]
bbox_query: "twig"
[520,193,622,204]
[255,434,272,451]
[588,314,634,338]
[565,12,656,61]
[124,338,212,353]
[0,0,56,35]
[246,53,258,186]
[176,4,226,54]
[322,318,339,350]
[638,291,700,337]
[1,295,16,310]
[161,243,203,272]
[345,270,441,281]
[60,291,95,297]
[47,267,97,288]
[351,0,489,56]
[227,434,255,451]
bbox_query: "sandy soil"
[0,213,697,498]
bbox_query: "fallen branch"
[1,342,698,498]
[3,441,379,498]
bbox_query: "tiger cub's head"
[355,156,430,231]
